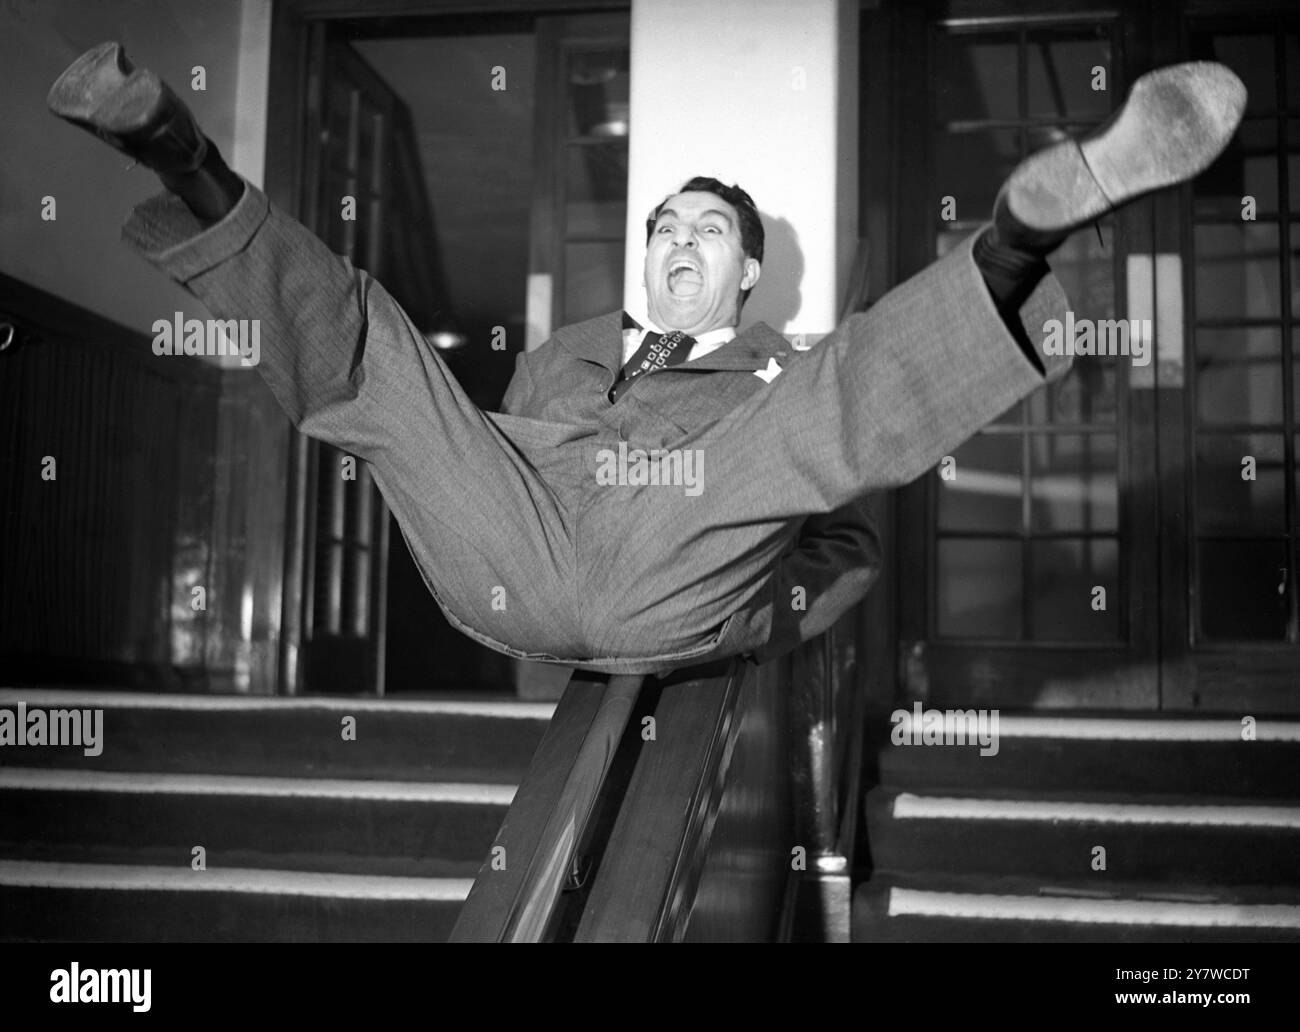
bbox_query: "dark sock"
[973,224,1051,309]
[973,226,1050,374]
[159,137,245,226]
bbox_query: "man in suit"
[47,45,1245,674]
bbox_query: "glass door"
[887,1,1300,713]
[894,8,1159,710]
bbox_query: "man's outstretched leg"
[47,42,588,662]
[580,63,1247,661]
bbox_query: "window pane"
[567,142,627,238]
[1042,218,1116,322]
[1029,539,1120,640]
[1195,433,1287,533]
[1194,119,1279,215]
[937,539,1021,638]
[1028,433,1118,533]
[1290,147,1300,216]
[1025,32,1111,121]
[932,130,1020,224]
[1288,32,1300,109]
[1195,327,1283,426]
[1198,540,1289,640]
[1028,224,1118,427]
[1292,223,1300,299]
[564,241,623,322]
[1295,360,1300,435]
[937,433,1023,532]
[566,48,629,138]
[934,33,1019,124]
[1029,362,1118,425]
[1194,224,1281,319]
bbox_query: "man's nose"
[671,226,697,247]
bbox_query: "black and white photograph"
[0,0,1297,1006]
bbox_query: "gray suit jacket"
[500,312,881,663]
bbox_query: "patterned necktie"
[610,322,696,402]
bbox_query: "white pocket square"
[754,357,783,383]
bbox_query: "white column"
[231,0,273,189]
[622,0,859,343]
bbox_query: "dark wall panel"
[1,276,221,688]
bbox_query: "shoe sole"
[48,41,206,173]
[1005,62,1247,232]
[48,41,167,133]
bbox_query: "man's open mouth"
[667,258,703,298]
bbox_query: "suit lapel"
[556,311,624,375]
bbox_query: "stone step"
[0,767,510,877]
[875,713,1300,797]
[864,788,1300,886]
[0,861,469,942]
[852,876,1300,943]
[0,688,552,782]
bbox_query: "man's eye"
[657,225,673,233]
[703,226,720,233]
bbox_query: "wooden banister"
[573,658,770,941]
[449,670,648,941]
[497,673,642,941]
[452,615,870,941]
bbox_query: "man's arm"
[752,496,883,665]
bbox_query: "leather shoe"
[47,41,208,174]
[993,61,1246,251]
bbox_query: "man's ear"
[741,258,761,292]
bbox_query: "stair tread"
[857,887,1300,930]
[0,687,555,719]
[868,784,1300,807]
[0,767,517,803]
[857,863,1300,894]
[0,859,475,899]
[0,843,485,879]
[869,788,1300,826]
[873,711,1300,742]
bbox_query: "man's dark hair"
[645,176,765,303]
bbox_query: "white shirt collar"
[622,318,736,364]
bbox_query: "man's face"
[643,191,761,336]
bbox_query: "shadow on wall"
[743,211,803,335]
